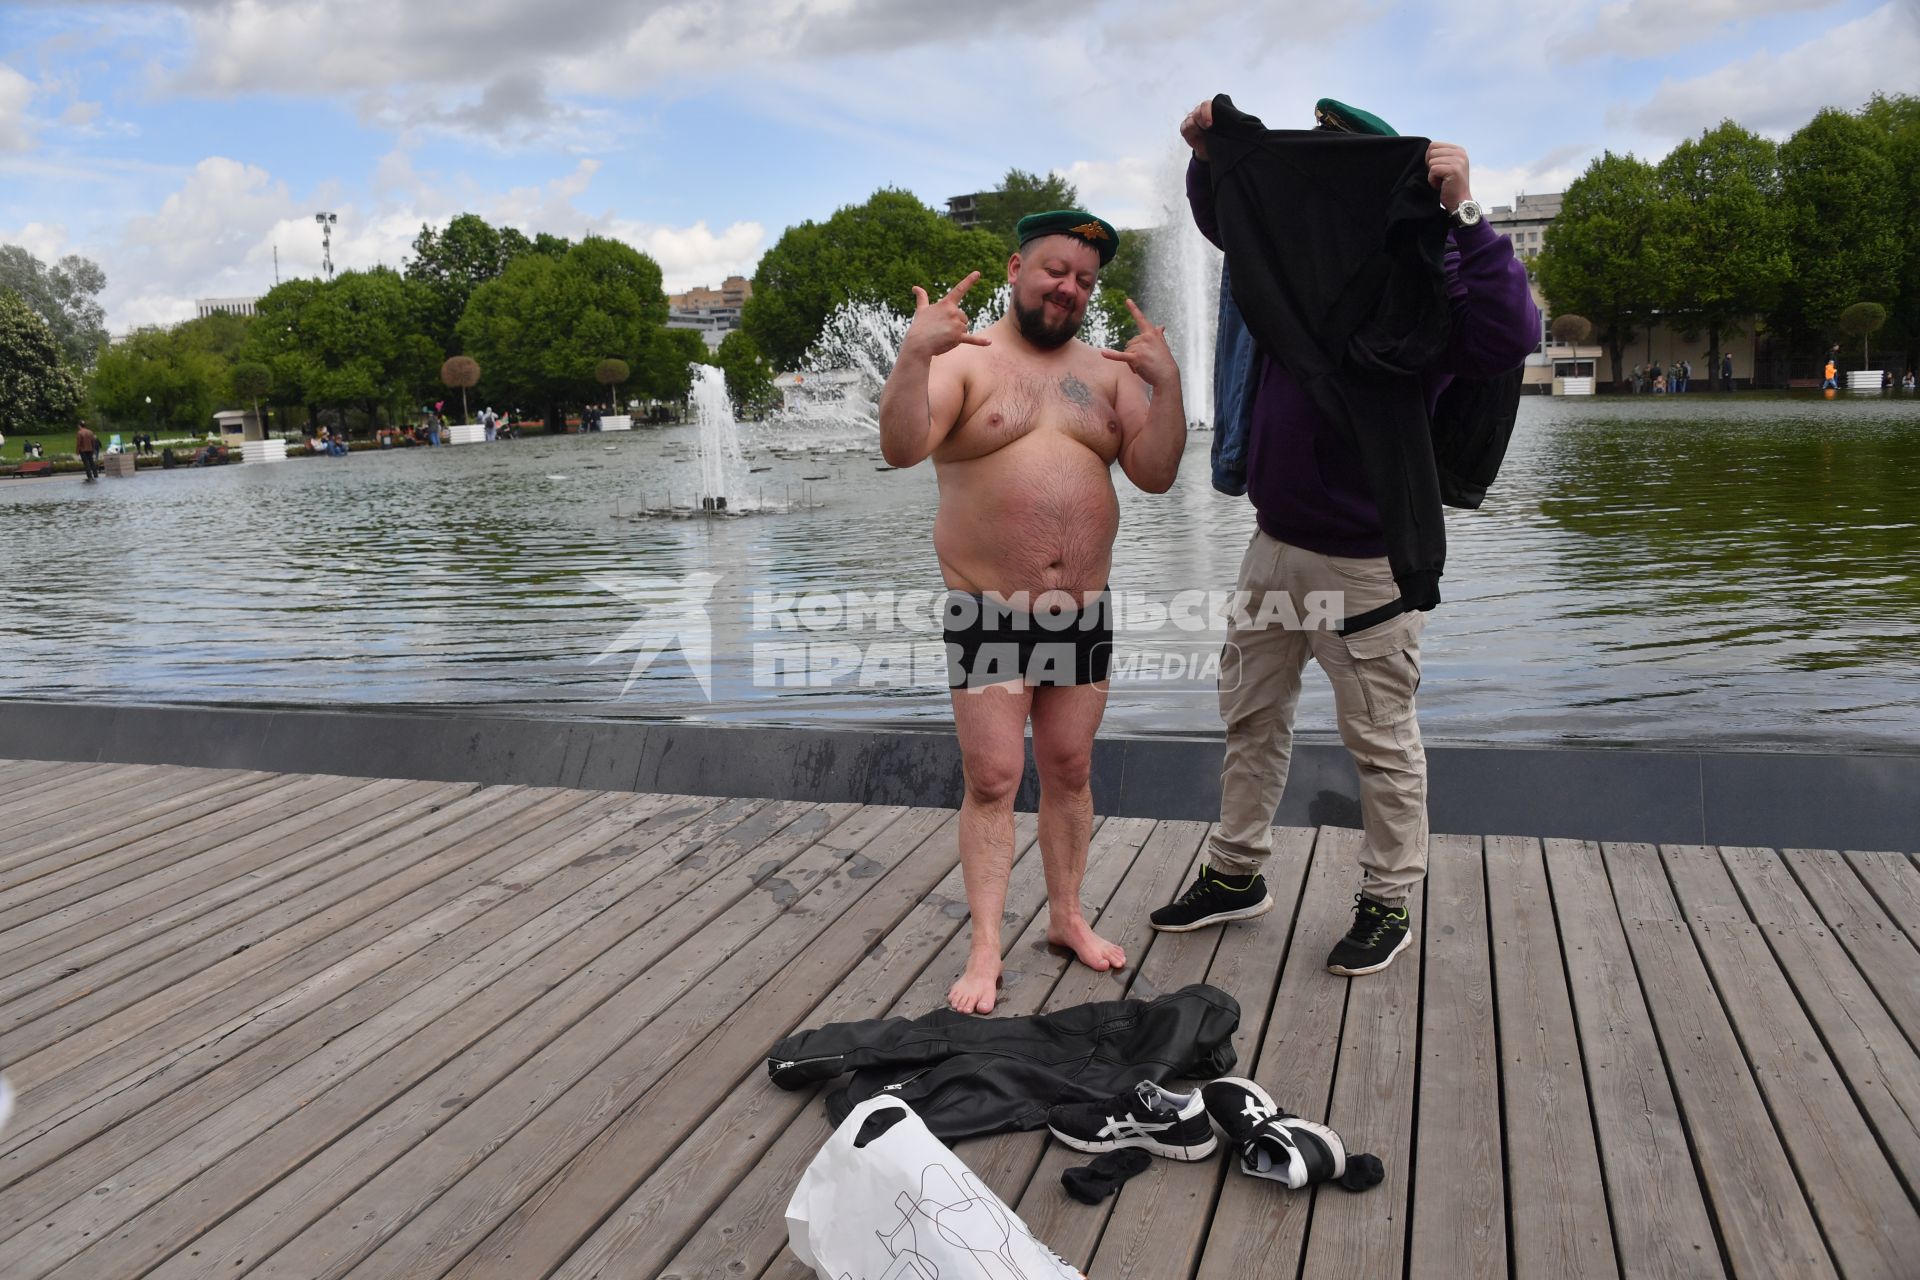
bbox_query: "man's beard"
[1011,291,1083,350]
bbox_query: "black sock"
[1061,1148,1153,1204]
[1338,1152,1386,1191]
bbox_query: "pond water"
[4,393,1917,750]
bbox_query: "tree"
[632,327,709,404]
[972,168,1081,248]
[1537,152,1662,390]
[1838,301,1887,369]
[405,214,536,352]
[594,358,629,411]
[88,325,228,433]
[0,290,84,429]
[1775,109,1903,359]
[710,330,777,413]
[1550,314,1594,345]
[0,245,109,372]
[441,355,480,422]
[1857,93,1920,363]
[237,268,440,431]
[742,189,1009,369]
[1651,121,1792,390]
[457,237,670,426]
[231,361,272,433]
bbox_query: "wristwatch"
[1449,198,1483,228]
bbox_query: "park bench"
[2,460,54,479]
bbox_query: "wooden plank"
[210,806,949,1280]
[1298,826,1426,1280]
[1193,825,1351,1280]
[1018,821,1218,1275]
[459,812,1048,1280]
[654,817,1160,1280]
[0,776,434,1023]
[1783,847,1920,1050]
[0,763,162,829]
[1604,842,1837,1279]
[1543,839,1724,1279]
[0,773,364,951]
[0,786,595,1161]
[0,767,269,873]
[1721,845,1920,1200]
[1660,842,1920,1276]
[1483,833,1618,1278]
[1407,834,1506,1280]
[0,779,471,1016]
[17,792,799,1276]
[0,789,701,1241]
[1079,826,1312,1280]
[1843,851,1920,952]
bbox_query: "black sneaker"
[1325,893,1412,976]
[1047,1080,1219,1161]
[1150,864,1274,932]
[1201,1077,1347,1189]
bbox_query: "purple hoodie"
[1187,157,1541,558]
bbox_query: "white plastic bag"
[786,1096,1086,1280]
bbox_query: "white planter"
[446,423,487,444]
[241,440,289,464]
[1554,376,1595,396]
[599,415,633,432]
[1847,370,1884,393]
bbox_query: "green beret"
[1015,210,1119,266]
[1314,97,1398,137]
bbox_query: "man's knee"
[1034,741,1092,792]
[962,751,1024,806]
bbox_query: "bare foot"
[1048,917,1127,972]
[948,951,1002,1014]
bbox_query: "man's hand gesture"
[902,271,992,360]
[1180,99,1215,162]
[1101,298,1179,391]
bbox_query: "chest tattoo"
[1059,374,1093,409]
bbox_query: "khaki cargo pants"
[1210,530,1428,904]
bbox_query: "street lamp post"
[145,395,153,451]
[314,212,337,280]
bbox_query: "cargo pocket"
[1342,611,1423,726]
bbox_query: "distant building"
[1487,192,1562,262]
[196,296,261,319]
[945,193,987,229]
[666,276,751,351]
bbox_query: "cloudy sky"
[2,0,1915,331]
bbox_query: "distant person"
[1630,363,1644,393]
[1884,369,1895,392]
[75,420,100,481]
[482,407,497,442]
[1654,370,1667,394]
[1822,358,1839,390]
[1722,352,1734,388]
[1904,369,1916,392]
[1675,359,1690,394]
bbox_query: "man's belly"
[932,437,1119,599]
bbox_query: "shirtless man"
[878,210,1186,1014]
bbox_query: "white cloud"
[0,62,35,152]
[1631,2,1920,140]
[1062,152,1184,232]
[0,220,69,262]
[1555,0,1841,59]
[85,151,763,328]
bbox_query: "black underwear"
[943,590,1113,689]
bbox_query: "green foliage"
[0,245,108,372]
[1550,313,1594,344]
[89,324,228,432]
[973,168,1081,248]
[1777,109,1903,348]
[742,189,1009,369]
[405,213,537,352]
[175,310,253,363]
[238,268,440,424]
[230,361,272,404]
[1649,121,1791,383]
[711,330,778,412]
[1838,302,1887,336]
[1537,151,1662,384]
[633,328,708,402]
[457,237,670,410]
[0,289,84,428]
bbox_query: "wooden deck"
[0,758,1916,1279]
